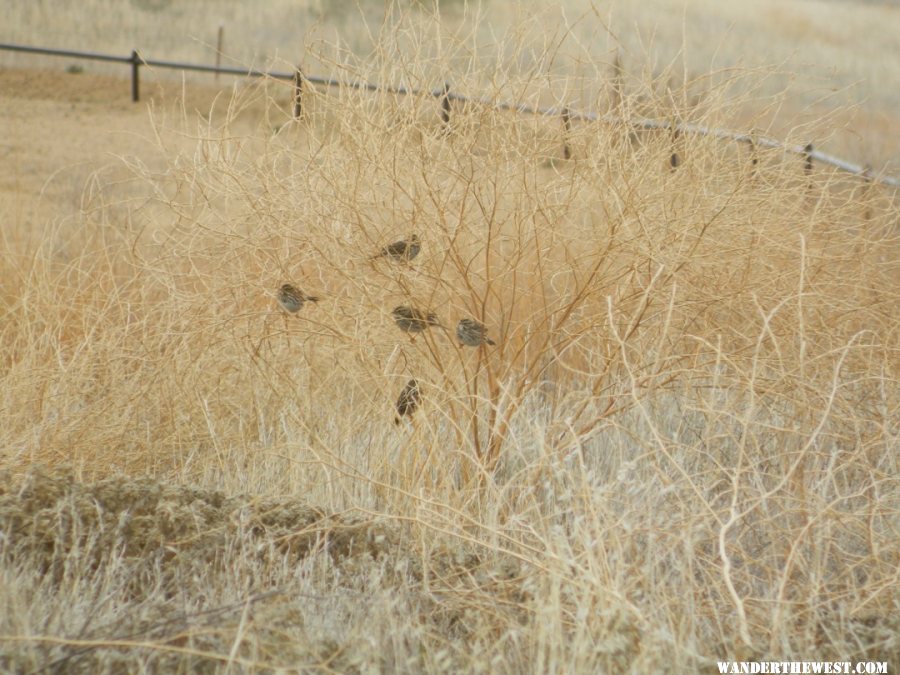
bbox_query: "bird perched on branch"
[276,283,319,313]
[371,234,421,263]
[456,318,496,347]
[392,305,443,333]
[394,378,421,425]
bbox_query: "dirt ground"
[1,66,286,241]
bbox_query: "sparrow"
[394,378,421,425]
[371,234,421,262]
[276,283,319,313]
[391,305,443,333]
[456,318,496,346]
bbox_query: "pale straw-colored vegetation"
[1,3,898,672]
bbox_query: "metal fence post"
[669,126,681,170]
[562,107,572,160]
[747,132,758,179]
[293,67,303,119]
[131,50,140,102]
[215,25,223,82]
[440,82,451,131]
[862,164,874,220]
[611,52,624,112]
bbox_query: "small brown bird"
[392,305,443,333]
[456,318,496,346]
[276,283,319,313]
[394,378,421,425]
[371,234,421,263]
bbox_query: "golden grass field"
[1,1,899,672]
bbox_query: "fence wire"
[1,41,897,188]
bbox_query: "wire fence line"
[2,41,898,189]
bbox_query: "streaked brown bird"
[392,305,443,333]
[276,283,319,313]
[371,234,421,263]
[456,318,496,347]
[394,378,421,425]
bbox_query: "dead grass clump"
[0,465,537,672]
[0,465,393,593]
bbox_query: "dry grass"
[4,0,899,169]
[2,9,899,673]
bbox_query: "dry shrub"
[1,16,898,671]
